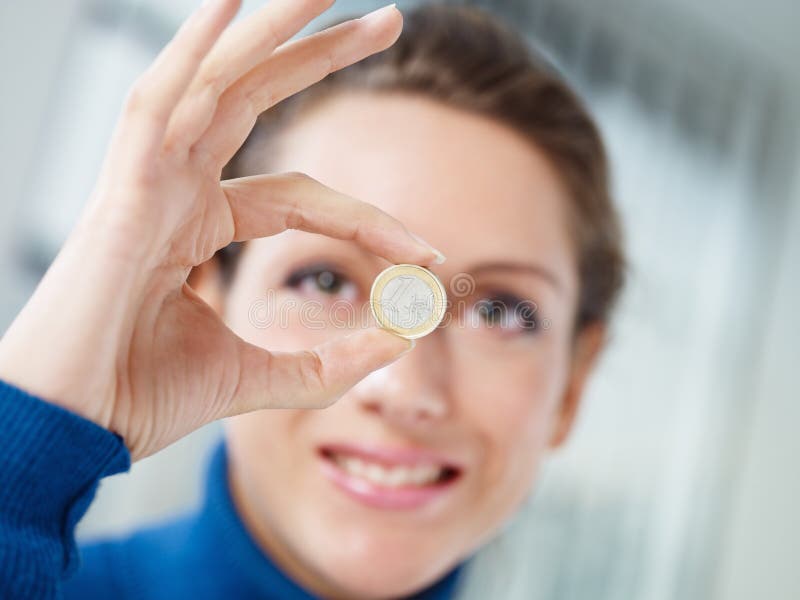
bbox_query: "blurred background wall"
[1,1,798,598]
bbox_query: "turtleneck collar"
[192,439,467,599]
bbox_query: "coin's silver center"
[379,275,435,329]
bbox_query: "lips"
[317,442,462,510]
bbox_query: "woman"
[0,1,625,598]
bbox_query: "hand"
[0,0,443,461]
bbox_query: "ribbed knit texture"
[0,377,130,598]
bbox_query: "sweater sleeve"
[0,377,130,599]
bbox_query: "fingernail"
[409,231,446,264]
[400,337,416,355]
[377,336,415,369]
[361,3,398,24]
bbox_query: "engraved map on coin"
[379,275,435,329]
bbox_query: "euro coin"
[370,264,447,339]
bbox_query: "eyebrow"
[464,260,563,293]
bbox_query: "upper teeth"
[334,454,444,487]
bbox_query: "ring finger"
[163,0,336,156]
[192,3,402,168]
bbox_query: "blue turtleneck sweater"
[0,377,466,599]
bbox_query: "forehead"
[263,92,577,291]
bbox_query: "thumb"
[228,327,415,415]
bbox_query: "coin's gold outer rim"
[369,264,447,339]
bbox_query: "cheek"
[456,335,566,438]
[226,411,298,479]
[224,412,296,534]
[454,339,568,510]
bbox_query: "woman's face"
[197,92,603,599]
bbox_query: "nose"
[350,330,452,430]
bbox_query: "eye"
[284,263,359,301]
[471,291,539,335]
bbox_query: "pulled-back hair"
[215,3,625,332]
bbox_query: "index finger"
[220,171,446,266]
[195,0,336,97]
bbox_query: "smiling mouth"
[320,447,460,488]
[317,444,462,510]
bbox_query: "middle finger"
[193,3,402,167]
[165,0,336,153]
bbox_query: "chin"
[302,525,462,599]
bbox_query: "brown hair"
[214,3,625,332]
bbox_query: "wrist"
[0,221,147,430]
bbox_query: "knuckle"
[251,83,275,113]
[123,76,165,125]
[362,201,386,223]
[261,20,280,53]
[124,79,149,114]
[197,68,227,99]
[130,164,160,188]
[186,41,209,67]
[284,200,306,231]
[298,350,326,394]
[188,143,220,172]
[321,49,336,75]
[241,89,263,125]
[284,170,314,183]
